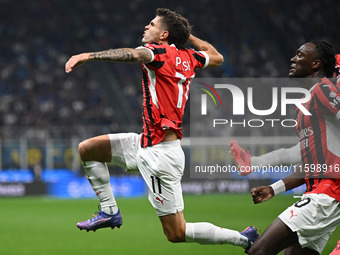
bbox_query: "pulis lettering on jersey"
[176,57,191,71]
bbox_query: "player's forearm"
[65,48,152,73]
[90,48,151,63]
[282,171,305,191]
[251,143,301,167]
[188,34,223,66]
[188,35,212,51]
[268,171,304,196]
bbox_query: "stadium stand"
[0,0,338,140]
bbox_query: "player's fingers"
[65,63,71,73]
[229,145,234,151]
[65,58,75,73]
[251,187,259,195]
[252,195,262,204]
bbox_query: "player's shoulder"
[315,77,336,90]
[177,47,207,63]
[313,78,340,102]
[143,43,197,55]
[143,42,169,50]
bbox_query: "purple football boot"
[240,226,259,253]
[77,208,122,232]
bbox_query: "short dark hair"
[156,8,191,49]
[310,40,335,78]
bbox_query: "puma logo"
[156,197,164,205]
[290,210,298,219]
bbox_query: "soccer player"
[231,41,340,255]
[230,53,340,176]
[65,8,258,252]
[230,52,340,253]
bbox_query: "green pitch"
[0,194,338,255]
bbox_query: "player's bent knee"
[78,139,98,162]
[160,211,186,243]
[78,140,89,161]
[164,231,186,243]
[162,224,186,243]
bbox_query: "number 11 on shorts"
[150,175,162,194]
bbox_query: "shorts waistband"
[152,139,181,149]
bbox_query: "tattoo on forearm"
[92,49,136,62]
[137,49,152,63]
[92,48,152,63]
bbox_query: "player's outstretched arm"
[65,48,153,73]
[188,34,224,67]
[229,138,301,176]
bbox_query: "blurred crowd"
[0,0,339,140]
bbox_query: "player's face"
[142,16,167,44]
[289,43,318,78]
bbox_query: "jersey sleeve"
[189,49,209,69]
[136,45,154,63]
[315,80,340,120]
[138,43,166,69]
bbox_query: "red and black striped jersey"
[296,77,340,201]
[336,54,340,84]
[138,43,208,148]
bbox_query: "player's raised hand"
[65,53,91,73]
[251,186,274,204]
[229,138,252,176]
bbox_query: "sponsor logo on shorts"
[156,197,164,205]
[289,210,298,219]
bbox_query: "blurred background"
[1,1,340,254]
[0,0,339,197]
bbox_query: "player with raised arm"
[230,53,340,176]
[231,41,340,255]
[65,8,258,252]
[230,52,340,254]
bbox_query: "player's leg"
[77,133,139,231]
[277,194,340,255]
[283,245,319,255]
[248,217,299,255]
[78,135,118,214]
[79,134,112,162]
[159,211,186,242]
[137,140,258,250]
[159,209,257,252]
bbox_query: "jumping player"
[65,8,258,252]
[231,41,340,254]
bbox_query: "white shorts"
[108,133,185,216]
[278,193,340,254]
